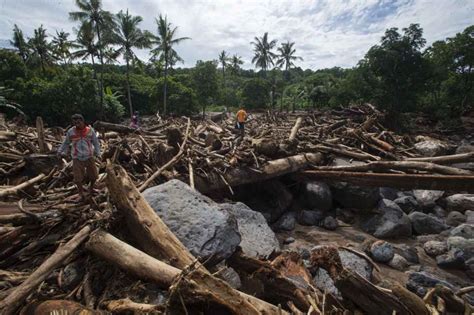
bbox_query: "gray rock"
[465,210,474,224]
[216,266,241,289]
[224,202,280,258]
[446,211,466,226]
[370,241,394,263]
[447,236,474,258]
[407,271,455,297]
[408,211,449,235]
[414,140,449,157]
[466,257,474,279]
[395,244,419,264]
[394,196,418,214]
[331,182,380,210]
[436,249,465,269]
[322,216,338,230]
[313,248,373,297]
[360,199,412,239]
[450,224,474,239]
[431,205,447,218]
[273,212,296,231]
[296,209,325,226]
[143,180,241,265]
[388,254,409,270]
[444,194,474,213]
[412,190,444,209]
[379,187,400,201]
[423,241,448,257]
[302,181,332,211]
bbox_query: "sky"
[0,0,473,70]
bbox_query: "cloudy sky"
[0,0,473,69]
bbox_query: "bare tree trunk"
[126,56,133,117]
[95,24,105,119]
[163,63,168,116]
[35,117,47,153]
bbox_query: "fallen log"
[406,151,474,164]
[289,117,303,142]
[0,225,91,315]
[299,170,474,192]
[310,245,418,315]
[0,173,45,198]
[93,120,162,136]
[105,298,162,313]
[195,152,322,193]
[86,230,287,315]
[106,163,195,269]
[0,131,16,142]
[316,160,471,175]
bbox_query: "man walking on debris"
[236,106,247,138]
[58,114,101,201]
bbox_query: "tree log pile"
[0,107,473,314]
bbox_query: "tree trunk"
[95,23,105,119]
[86,230,285,315]
[163,63,168,116]
[126,56,133,117]
[195,153,322,193]
[35,117,47,153]
[0,226,91,315]
[288,117,303,142]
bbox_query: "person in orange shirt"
[236,107,247,138]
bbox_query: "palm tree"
[112,9,151,116]
[10,24,29,63]
[276,41,303,80]
[72,22,99,94]
[28,25,54,72]
[69,0,113,113]
[150,14,190,115]
[52,30,76,64]
[218,50,229,107]
[230,54,243,75]
[251,32,277,77]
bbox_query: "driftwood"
[196,153,322,193]
[105,298,162,313]
[0,225,91,315]
[289,117,303,142]
[0,173,45,198]
[316,160,472,175]
[406,151,474,164]
[35,117,47,153]
[300,170,474,192]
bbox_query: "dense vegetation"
[0,0,472,126]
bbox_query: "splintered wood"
[0,107,473,314]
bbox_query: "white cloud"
[0,0,472,69]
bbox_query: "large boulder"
[412,190,444,209]
[444,194,474,213]
[408,212,449,235]
[331,182,380,210]
[450,224,474,239]
[313,248,373,297]
[223,202,280,258]
[360,199,412,239]
[143,180,241,265]
[414,140,450,157]
[301,181,332,211]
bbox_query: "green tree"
[112,9,151,116]
[251,32,277,77]
[28,25,54,72]
[69,0,114,112]
[276,41,303,80]
[52,30,76,64]
[72,22,99,87]
[150,14,190,115]
[192,60,218,117]
[241,78,270,109]
[229,54,243,75]
[10,24,29,63]
[363,24,428,113]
